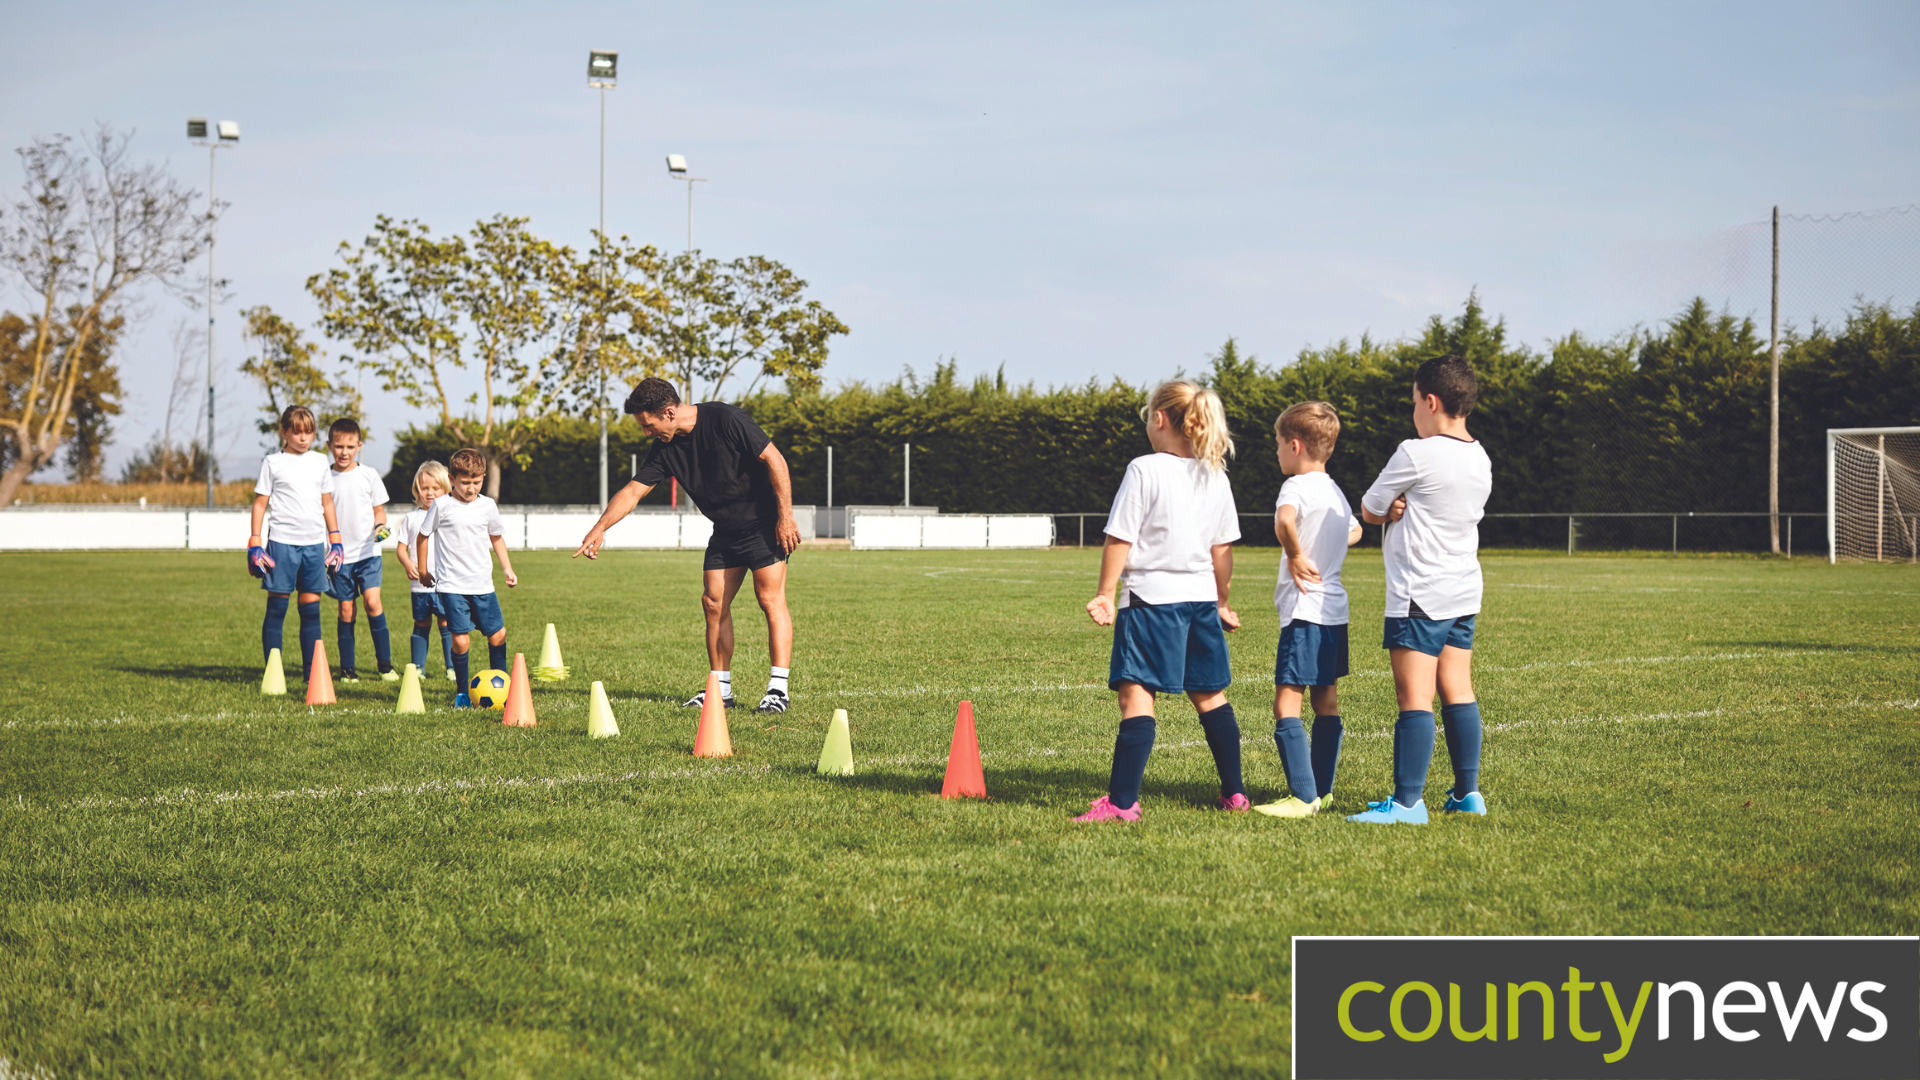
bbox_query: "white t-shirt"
[400,507,433,595]
[1274,472,1361,627]
[1104,453,1241,607]
[422,494,507,596]
[329,464,389,562]
[1361,435,1493,620]
[254,451,335,546]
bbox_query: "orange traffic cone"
[940,700,986,798]
[501,652,538,727]
[692,671,733,757]
[305,639,337,706]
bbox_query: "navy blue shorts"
[1109,596,1232,695]
[260,540,329,595]
[439,592,504,636]
[1383,613,1476,656]
[327,555,384,600]
[1276,620,1349,687]
[704,523,788,572]
[410,592,443,622]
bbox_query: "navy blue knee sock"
[411,622,430,671]
[1108,716,1156,810]
[1273,716,1317,802]
[1310,714,1344,798]
[453,648,470,695]
[488,640,507,673]
[1440,702,1483,797]
[1393,710,1437,807]
[337,619,356,671]
[440,625,454,669]
[1198,703,1245,798]
[262,594,289,661]
[297,601,322,681]
[369,613,392,672]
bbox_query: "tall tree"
[659,252,849,402]
[239,305,363,435]
[0,128,202,504]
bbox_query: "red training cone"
[940,700,986,798]
[305,639,337,706]
[692,671,733,757]
[501,652,538,727]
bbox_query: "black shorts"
[703,523,788,571]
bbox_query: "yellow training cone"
[534,622,569,682]
[816,708,854,776]
[587,680,620,738]
[260,648,287,695]
[395,663,426,714]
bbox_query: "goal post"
[1828,427,1920,563]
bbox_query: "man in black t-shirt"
[574,377,802,713]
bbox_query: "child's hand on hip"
[1086,594,1115,626]
[1386,496,1407,522]
[1287,554,1322,590]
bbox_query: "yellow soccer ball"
[469,669,511,709]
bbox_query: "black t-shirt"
[634,402,777,534]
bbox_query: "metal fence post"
[1079,514,1085,546]
[1567,515,1574,556]
[1672,515,1677,555]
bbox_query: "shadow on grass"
[798,762,1233,810]
[116,664,265,683]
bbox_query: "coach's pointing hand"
[574,526,607,560]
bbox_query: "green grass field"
[2,547,1917,1078]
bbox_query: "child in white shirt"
[416,448,518,706]
[322,418,394,682]
[394,461,457,681]
[1348,354,1494,825]
[1255,402,1363,819]
[1077,381,1246,822]
[248,405,343,684]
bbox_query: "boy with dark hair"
[1255,401,1363,819]
[416,448,517,706]
[323,418,396,682]
[1347,354,1493,825]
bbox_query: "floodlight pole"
[597,82,608,510]
[684,176,707,253]
[191,135,234,508]
[1769,205,1781,554]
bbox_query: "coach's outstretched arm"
[759,443,803,554]
[573,480,656,560]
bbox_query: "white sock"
[715,670,731,698]
[768,666,789,696]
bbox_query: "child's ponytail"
[1142,381,1235,471]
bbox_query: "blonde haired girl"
[396,460,458,678]
[1078,381,1246,821]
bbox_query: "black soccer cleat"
[754,689,789,715]
[682,690,738,709]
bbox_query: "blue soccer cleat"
[453,692,472,709]
[1346,798,1428,825]
[1443,789,1487,815]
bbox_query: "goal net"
[1829,428,1920,563]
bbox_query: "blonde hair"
[411,460,451,500]
[1276,401,1341,461]
[1141,381,1234,471]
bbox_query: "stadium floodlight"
[587,50,617,87]
[665,155,707,253]
[188,117,240,508]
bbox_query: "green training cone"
[587,680,620,738]
[535,622,569,682]
[816,708,854,776]
[260,648,287,696]
[395,663,426,714]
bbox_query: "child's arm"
[492,534,517,589]
[1348,521,1363,546]
[395,533,418,580]
[415,535,433,588]
[1275,504,1320,590]
[322,493,344,568]
[1210,542,1240,631]
[247,494,274,576]
[1086,536,1131,626]
[1361,498,1406,526]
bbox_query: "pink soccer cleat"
[1215,792,1252,812]
[1072,795,1142,822]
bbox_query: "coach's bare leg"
[701,567,749,671]
[750,561,793,668]
[1435,645,1475,705]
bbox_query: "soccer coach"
[574,377,803,714]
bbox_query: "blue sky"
[5,1,1917,475]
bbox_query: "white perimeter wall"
[848,512,1053,550]
[0,507,817,552]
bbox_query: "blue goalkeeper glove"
[326,531,345,570]
[247,536,273,578]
